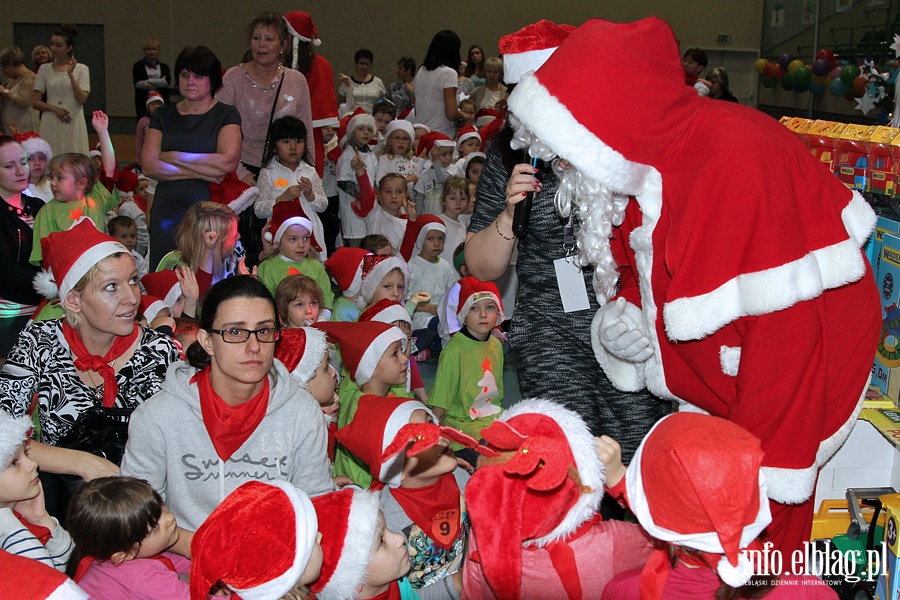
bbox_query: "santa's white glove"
[597,298,654,362]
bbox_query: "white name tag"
[554,257,590,313]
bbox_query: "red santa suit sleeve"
[306,55,339,178]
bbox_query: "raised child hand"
[350,149,366,175]
[403,197,418,221]
[91,110,109,132]
[409,291,430,304]
[595,435,626,488]
[175,265,200,302]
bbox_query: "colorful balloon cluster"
[754,49,871,97]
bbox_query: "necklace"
[82,356,119,402]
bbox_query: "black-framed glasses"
[208,327,281,344]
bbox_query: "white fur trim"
[59,241,128,301]
[457,291,504,326]
[364,303,411,327]
[20,136,53,161]
[717,554,757,588]
[354,326,407,386]
[273,217,313,244]
[763,382,866,504]
[501,399,606,547]
[47,578,89,600]
[360,256,410,304]
[34,269,59,299]
[230,481,318,600]
[663,193,875,342]
[719,346,741,377]
[627,415,772,557]
[313,117,340,128]
[503,48,557,84]
[293,327,329,385]
[457,130,481,148]
[228,185,258,216]
[142,299,168,323]
[590,301,647,392]
[0,412,33,468]
[415,222,447,255]
[316,491,381,600]
[163,283,182,310]
[380,401,436,488]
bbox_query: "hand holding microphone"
[503,157,542,238]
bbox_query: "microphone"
[512,154,539,238]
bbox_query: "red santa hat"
[0,549,89,600]
[190,480,318,600]
[140,270,182,309]
[308,489,382,599]
[455,125,481,149]
[359,253,410,305]
[273,326,329,385]
[284,11,322,70]
[384,119,415,144]
[114,169,139,197]
[478,112,505,150]
[264,199,321,252]
[358,298,411,328]
[475,108,499,129]
[88,149,102,159]
[324,247,370,297]
[0,411,33,472]
[139,295,169,323]
[627,413,771,594]
[208,171,257,215]
[416,131,453,158]
[456,277,504,325]
[35,220,129,300]
[333,394,438,489]
[314,321,407,386]
[14,131,53,160]
[145,91,165,107]
[499,20,575,85]
[412,214,447,256]
[465,398,606,600]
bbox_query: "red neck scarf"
[389,472,461,550]
[62,321,139,408]
[192,368,270,461]
[14,511,51,545]
[73,553,177,582]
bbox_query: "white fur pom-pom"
[33,270,59,299]
[717,554,755,588]
[263,231,274,243]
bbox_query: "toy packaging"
[805,120,847,173]
[867,127,898,197]
[834,124,876,191]
[872,232,900,406]
[875,494,900,599]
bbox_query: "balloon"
[778,53,795,70]
[788,59,805,73]
[793,79,810,93]
[771,64,786,80]
[809,80,826,94]
[812,74,831,86]
[781,72,795,90]
[852,76,867,96]
[794,66,812,85]
[812,59,831,76]
[830,77,850,96]
[754,58,768,74]
[761,76,776,88]
[840,65,861,85]
[816,48,836,65]
[830,66,843,80]
[763,62,779,79]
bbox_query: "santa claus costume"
[505,16,881,553]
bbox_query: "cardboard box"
[875,494,900,599]
[873,233,900,405]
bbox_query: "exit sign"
[718,34,732,43]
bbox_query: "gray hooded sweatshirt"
[120,360,334,531]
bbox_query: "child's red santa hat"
[35,220,129,300]
[139,294,169,323]
[336,394,484,490]
[145,91,165,107]
[465,398,606,600]
[283,11,322,71]
[314,321,407,386]
[14,131,53,160]
[359,253,410,305]
[190,480,318,600]
[499,20,575,85]
[456,276,504,325]
[324,247,370,297]
[341,109,377,148]
[358,298,411,327]
[627,413,770,597]
[475,108,499,129]
[0,549,89,600]
[455,125,481,149]
[113,169,139,198]
[273,326,329,386]
[412,214,447,256]
[416,131,453,158]
[308,488,382,599]
[264,198,322,252]
[140,270,182,309]
[383,119,415,145]
[463,151,486,175]
[479,112,505,150]
[208,171,258,215]
[0,411,33,471]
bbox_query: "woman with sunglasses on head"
[120,275,334,538]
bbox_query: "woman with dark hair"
[337,48,386,114]
[120,275,334,532]
[414,30,464,136]
[385,56,416,113]
[142,45,242,269]
[463,45,486,87]
[31,24,90,154]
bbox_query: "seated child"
[141,267,199,320]
[463,152,485,186]
[336,112,378,246]
[310,488,416,600]
[258,202,333,318]
[462,180,477,230]
[19,133,53,202]
[107,215,148,282]
[437,243,469,346]
[0,412,73,571]
[324,247,371,322]
[110,170,149,258]
[600,413,837,600]
[254,116,327,264]
[448,126,482,178]
[372,101,396,154]
[406,216,458,360]
[358,299,427,404]
[276,274,325,328]
[357,252,411,310]
[429,277,505,463]
[315,321,411,487]
[365,173,417,251]
[438,176,469,264]
[336,395,477,597]
[190,480,323,600]
[67,477,190,598]
[375,120,420,188]
[413,132,454,216]
[463,399,653,600]
[457,98,476,129]
[361,233,394,256]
